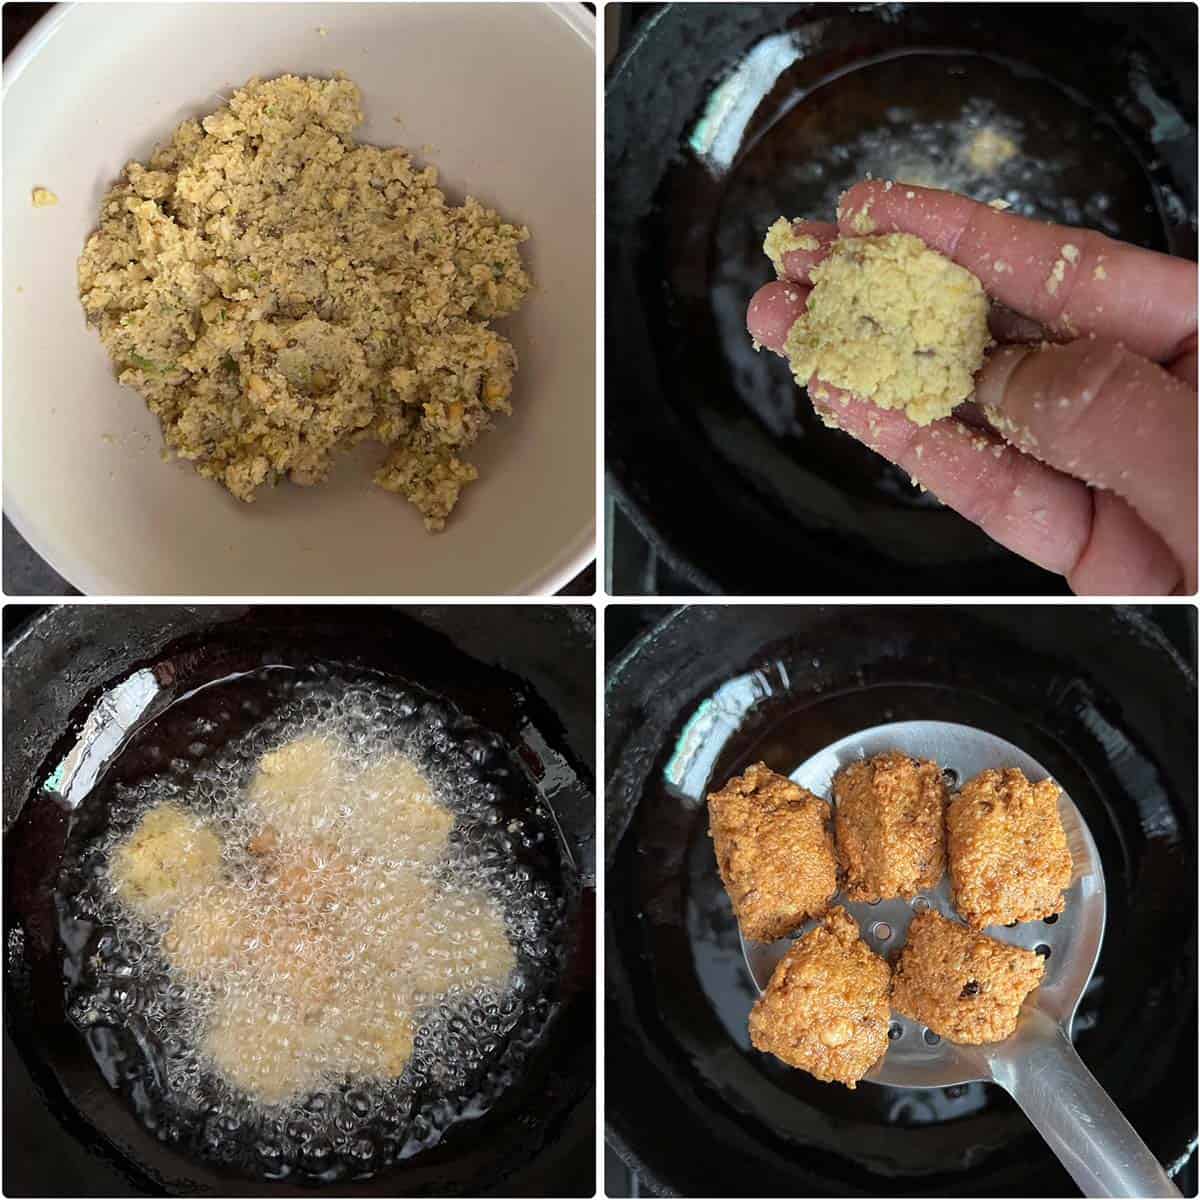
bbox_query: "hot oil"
[629,659,1184,1175]
[55,663,571,1183]
[646,48,1172,553]
[707,50,1166,510]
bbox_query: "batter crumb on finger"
[847,201,876,234]
[763,218,820,277]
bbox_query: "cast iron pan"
[605,605,1197,1196]
[605,3,1198,595]
[3,605,595,1197]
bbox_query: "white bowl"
[3,2,595,595]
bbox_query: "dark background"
[601,0,695,595]
[604,3,1198,597]
[2,603,595,1197]
[603,602,1197,1197]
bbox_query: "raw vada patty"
[762,222,991,426]
[78,74,530,531]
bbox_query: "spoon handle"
[988,1011,1180,1198]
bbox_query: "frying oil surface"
[57,665,569,1182]
[786,96,1118,232]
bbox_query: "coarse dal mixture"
[765,226,992,425]
[78,75,531,531]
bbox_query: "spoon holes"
[888,1023,903,1041]
[1043,914,1059,925]
[1035,944,1051,959]
[942,767,959,788]
[923,1029,941,1046]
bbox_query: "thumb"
[975,338,1197,588]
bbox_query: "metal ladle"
[740,721,1180,1198]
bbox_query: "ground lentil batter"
[764,227,992,425]
[78,75,530,530]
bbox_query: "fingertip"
[777,221,837,282]
[807,383,922,454]
[988,302,1049,345]
[837,179,876,215]
[836,180,888,234]
[746,280,808,354]
[835,179,973,254]
[1067,490,1184,596]
[806,375,850,409]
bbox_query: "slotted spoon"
[740,721,1180,1198]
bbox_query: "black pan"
[605,604,1196,1196]
[3,605,595,1197]
[605,3,1198,595]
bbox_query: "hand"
[746,180,1197,595]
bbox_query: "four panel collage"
[1,3,1196,1199]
